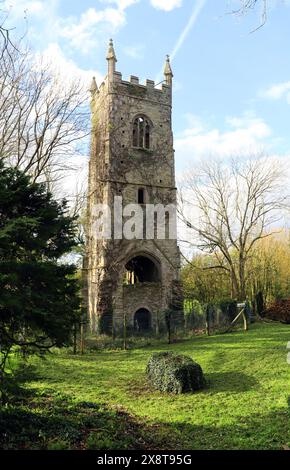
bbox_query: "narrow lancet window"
[133,119,138,147]
[132,116,151,149]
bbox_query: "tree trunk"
[73,323,77,354]
[123,312,127,350]
[239,255,246,300]
[230,268,240,299]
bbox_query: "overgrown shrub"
[146,352,205,394]
[263,298,290,324]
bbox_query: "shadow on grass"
[1,362,39,404]
[126,370,259,398]
[0,393,151,450]
[0,389,288,450]
[205,371,259,393]
[168,408,289,450]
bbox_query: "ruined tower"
[85,40,182,334]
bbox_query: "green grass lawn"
[1,322,289,450]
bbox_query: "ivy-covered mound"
[146,352,205,394]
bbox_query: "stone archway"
[134,308,151,331]
[124,254,161,285]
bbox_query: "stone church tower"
[85,40,182,334]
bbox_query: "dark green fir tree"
[0,162,81,400]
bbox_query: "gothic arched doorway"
[134,308,151,331]
[124,255,160,285]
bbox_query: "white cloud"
[260,81,290,102]
[181,114,205,135]
[38,42,103,86]
[32,43,100,204]
[175,112,272,169]
[101,0,139,8]
[58,7,126,54]
[150,0,182,11]
[55,0,139,54]
[4,0,137,55]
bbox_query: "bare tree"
[179,156,289,300]
[229,0,267,32]
[230,1,289,32]
[0,24,11,58]
[0,42,90,184]
[232,0,266,15]
[0,1,18,59]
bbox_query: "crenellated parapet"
[90,40,173,106]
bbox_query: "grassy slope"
[19,322,289,450]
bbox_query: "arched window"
[132,116,151,149]
[124,255,160,285]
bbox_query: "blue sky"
[3,0,290,174]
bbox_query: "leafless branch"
[229,0,268,33]
[179,154,289,299]
[0,43,90,185]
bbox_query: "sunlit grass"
[20,322,290,450]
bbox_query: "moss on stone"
[146,352,205,394]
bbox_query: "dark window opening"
[132,116,151,149]
[124,255,160,285]
[134,308,151,331]
[154,212,158,238]
[138,188,145,204]
[133,123,138,147]
[145,124,150,148]
[165,211,170,239]
[138,118,144,147]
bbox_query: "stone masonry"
[84,40,183,335]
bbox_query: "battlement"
[94,71,171,104]
[91,41,173,104]
[112,70,168,90]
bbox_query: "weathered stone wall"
[123,282,162,329]
[86,57,183,335]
